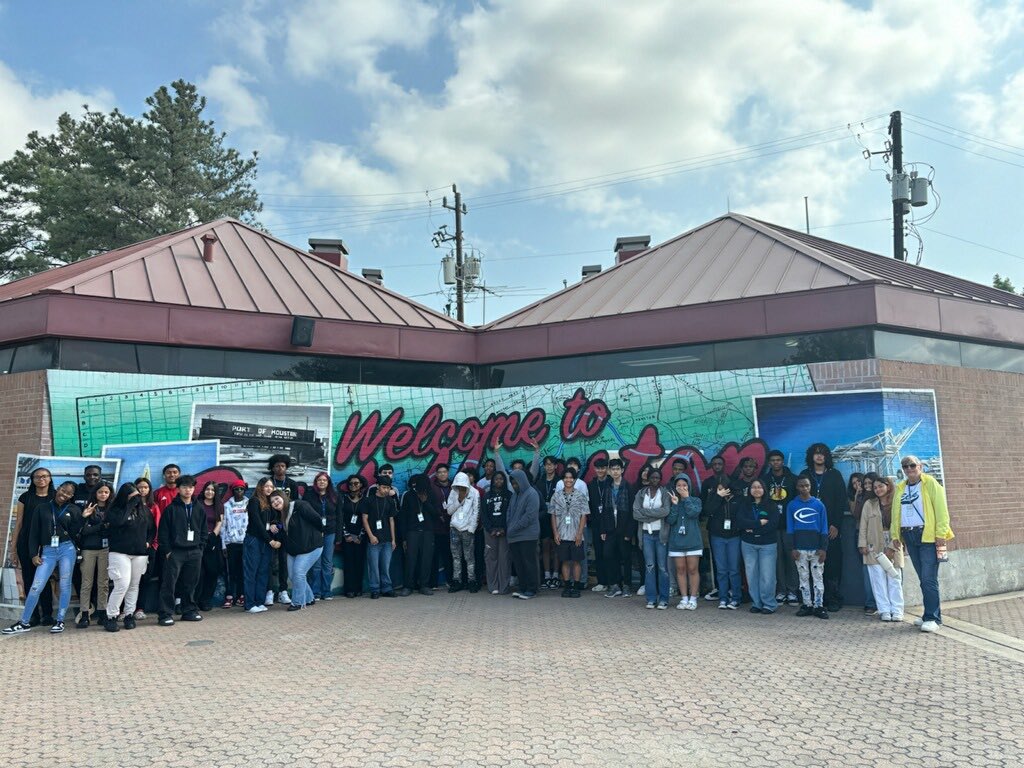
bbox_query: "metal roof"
[0,219,466,331]
[485,213,1024,329]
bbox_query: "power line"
[903,113,1024,156]
[260,184,452,199]
[903,128,1024,170]
[919,226,1024,263]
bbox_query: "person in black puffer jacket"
[104,483,156,631]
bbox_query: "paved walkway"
[946,594,1024,642]
[3,591,1023,767]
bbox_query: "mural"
[753,389,943,482]
[43,369,943,495]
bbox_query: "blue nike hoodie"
[784,496,829,552]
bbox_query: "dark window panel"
[361,359,459,388]
[959,341,1024,374]
[874,331,961,367]
[588,345,714,379]
[60,340,140,373]
[10,339,58,372]
[0,346,13,375]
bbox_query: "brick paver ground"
[946,596,1024,642]
[3,592,1023,767]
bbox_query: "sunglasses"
[902,462,918,469]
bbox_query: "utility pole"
[442,185,468,322]
[889,110,905,261]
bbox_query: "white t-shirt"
[899,483,925,527]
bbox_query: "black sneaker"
[796,605,814,617]
[104,616,120,632]
[123,615,137,630]
[370,592,380,599]
[814,606,830,620]
[570,582,582,598]
[561,586,572,598]
[49,621,65,634]
[287,603,302,612]
[158,616,175,626]
[397,588,413,597]
[76,612,90,629]
[181,612,203,622]
[418,588,433,596]
[448,581,464,594]
[749,606,762,614]
[2,621,31,635]
[468,581,480,594]
[381,591,397,598]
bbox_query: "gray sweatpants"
[450,529,476,583]
[795,550,825,608]
[483,530,510,593]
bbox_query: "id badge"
[50,535,60,547]
[564,515,571,526]
[266,522,271,531]
[321,517,327,527]
[186,529,195,542]
[492,511,501,516]
[102,538,108,549]
[350,515,358,525]
[375,519,383,530]
[417,513,424,523]
[723,519,732,531]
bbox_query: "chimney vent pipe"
[201,233,218,263]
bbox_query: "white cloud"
[277,0,1018,228]
[0,61,112,162]
[213,0,272,65]
[957,67,1024,147]
[199,65,267,131]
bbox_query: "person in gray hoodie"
[506,469,540,600]
[666,476,703,610]
[633,467,672,609]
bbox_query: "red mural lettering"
[385,424,416,460]
[618,425,666,487]
[334,408,405,466]
[560,388,610,440]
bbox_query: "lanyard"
[812,472,824,498]
[184,503,193,530]
[320,496,328,515]
[51,502,71,537]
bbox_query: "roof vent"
[581,264,601,279]
[614,235,651,264]
[309,238,349,270]
[361,268,383,286]
[201,233,218,263]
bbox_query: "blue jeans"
[243,535,272,607]
[902,528,942,623]
[641,533,669,604]
[308,533,336,597]
[741,540,778,611]
[367,542,394,593]
[288,548,322,607]
[20,540,76,623]
[711,535,742,603]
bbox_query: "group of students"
[3,442,953,636]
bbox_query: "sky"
[2,0,1024,324]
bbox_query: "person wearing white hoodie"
[446,472,480,594]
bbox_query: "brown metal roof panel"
[110,259,155,302]
[229,227,317,316]
[263,238,343,319]
[338,275,412,325]
[675,218,755,304]
[70,270,116,298]
[171,238,226,309]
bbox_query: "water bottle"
[935,539,949,563]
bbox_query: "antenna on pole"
[804,196,810,234]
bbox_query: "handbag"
[1,563,21,603]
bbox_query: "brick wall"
[878,360,1024,552]
[0,371,52,549]
[807,359,881,391]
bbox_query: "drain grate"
[185,639,215,647]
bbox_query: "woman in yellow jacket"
[889,455,954,633]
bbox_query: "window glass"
[60,340,139,373]
[361,359,462,388]
[0,346,13,375]
[874,331,961,367]
[959,341,1024,374]
[10,340,58,372]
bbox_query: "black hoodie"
[245,496,273,543]
[482,481,511,533]
[338,494,364,539]
[704,482,741,538]
[78,505,110,550]
[283,500,325,556]
[107,497,156,556]
[28,500,83,557]
[400,490,439,536]
[761,467,799,532]
[158,496,207,551]
[309,493,337,536]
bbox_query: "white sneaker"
[913,617,924,627]
[920,620,940,633]
[668,587,678,598]
[637,586,646,598]
[491,590,499,595]
[591,584,607,593]
[677,598,688,610]
[880,612,892,622]
[133,610,146,621]
[264,591,274,606]
[278,591,291,605]
[246,605,264,614]
[891,613,905,622]
[686,597,698,610]
[605,587,623,598]
[704,589,719,601]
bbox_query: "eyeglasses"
[901,462,918,469]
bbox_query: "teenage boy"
[268,455,300,500]
[551,468,588,598]
[733,457,760,497]
[399,474,437,596]
[153,464,180,518]
[74,465,103,504]
[602,459,634,597]
[785,477,829,619]
[587,459,614,592]
[535,455,561,589]
[478,458,496,492]
[361,474,398,598]
[763,450,799,605]
[446,472,480,593]
[157,475,206,626]
[800,443,847,612]
[699,455,725,600]
[430,464,453,588]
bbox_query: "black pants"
[268,543,288,593]
[824,532,843,608]
[698,545,713,593]
[431,532,453,586]
[472,528,485,585]
[225,543,244,599]
[602,535,633,589]
[17,544,53,623]
[196,535,223,609]
[593,532,611,585]
[509,539,539,594]
[404,530,434,591]
[342,538,366,595]
[160,548,201,618]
